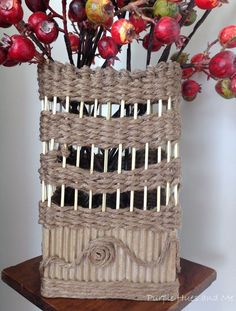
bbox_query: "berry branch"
[15,21,54,61]
[62,0,74,65]
[0,0,235,101]
[146,23,154,66]
[157,0,195,63]
[177,9,212,57]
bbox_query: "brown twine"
[39,201,181,232]
[39,153,181,194]
[37,61,182,104]
[40,109,181,149]
[41,278,179,301]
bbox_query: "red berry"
[28,12,48,30]
[98,36,118,59]
[0,19,11,27]
[0,46,7,64]
[111,18,135,45]
[154,16,180,45]
[219,25,236,49]
[129,13,147,34]
[25,0,49,13]
[69,0,87,23]
[182,79,201,101]
[117,0,129,8]
[7,34,36,62]
[0,0,23,25]
[3,58,18,66]
[209,50,236,79]
[142,33,163,52]
[230,76,236,93]
[194,0,219,9]
[182,67,195,79]
[68,32,80,52]
[35,20,59,44]
[215,79,235,99]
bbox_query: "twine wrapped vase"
[38,61,182,301]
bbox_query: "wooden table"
[1,256,216,311]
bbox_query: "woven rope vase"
[38,61,182,301]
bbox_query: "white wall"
[0,1,236,311]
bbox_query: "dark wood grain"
[1,257,216,311]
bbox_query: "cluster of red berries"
[0,0,234,101]
[178,25,236,101]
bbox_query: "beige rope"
[39,153,181,194]
[41,278,179,300]
[38,62,182,104]
[40,109,181,149]
[39,201,182,232]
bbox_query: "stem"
[116,0,149,16]
[146,23,154,67]
[158,45,171,63]
[84,29,96,65]
[87,27,104,66]
[77,25,85,68]
[102,59,108,68]
[47,4,63,19]
[62,0,74,65]
[15,21,53,61]
[177,10,212,58]
[127,43,131,71]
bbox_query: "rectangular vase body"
[38,61,182,301]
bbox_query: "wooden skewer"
[130,103,138,212]
[174,142,179,206]
[41,99,47,203]
[102,102,111,212]
[157,99,163,212]
[43,96,54,208]
[143,100,151,211]
[60,96,70,208]
[89,99,98,209]
[47,96,57,207]
[74,101,84,211]
[166,97,172,206]
[116,100,125,210]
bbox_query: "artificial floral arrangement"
[0,0,236,100]
[0,0,234,302]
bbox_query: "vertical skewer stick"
[43,96,53,208]
[102,102,111,212]
[89,99,98,209]
[47,96,57,207]
[157,99,163,212]
[60,96,70,208]
[41,99,47,203]
[174,142,179,206]
[143,100,151,210]
[116,100,125,210]
[130,103,138,212]
[74,101,84,211]
[166,97,172,206]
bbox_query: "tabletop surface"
[1,256,216,311]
